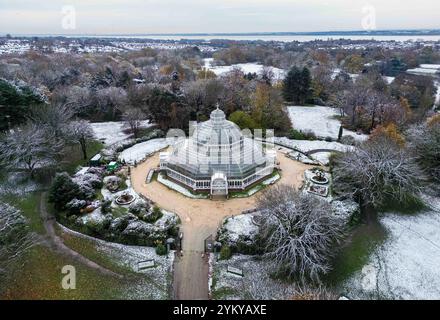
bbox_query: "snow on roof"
[90,154,102,161]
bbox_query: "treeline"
[0,40,438,139]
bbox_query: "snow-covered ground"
[118,138,169,164]
[287,106,368,142]
[204,58,286,81]
[91,121,153,146]
[407,64,440,76]
[58,223,173,300]
[212,254,297,300]
[275,137,354,165]
[0,172,40,196]
[221,214,259,244]
[343,194,440,300]
[384,76,395,84]
[434,81,440,109]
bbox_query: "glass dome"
[166,107,269,179]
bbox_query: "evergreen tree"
[282,66,301,103]
[300,67,312,104]
[282,66,312,105]
[49,172,82,210]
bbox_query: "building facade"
[160,107,276,197]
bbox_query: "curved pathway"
[131,151,313,300]
[305,148,343,156]
[39,192,122,278]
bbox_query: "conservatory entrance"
[211,172,228,199]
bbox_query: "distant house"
[133,78,146,84]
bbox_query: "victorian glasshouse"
[160,107,276,197]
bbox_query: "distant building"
[160,106,276,198]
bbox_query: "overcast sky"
[0,0,439,35]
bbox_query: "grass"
[229,170,281,199]
[0,191,45,235]
[55,224,133,275]
[212,286,238,300]
[0,244,129,300]
[378,194,427,215]
[60,140,104,174]
[324,221,388,287]
[112,206,129,218]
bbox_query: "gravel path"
[39,192,122,278]
[131,151,313,300]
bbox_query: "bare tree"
[407,121,440,184]
[256,185,346,283]
[332,137,425,208]
[0,122,63,179]
[95,86,128,120]
[30,102,74,143]
[123,108,147,139]
[67,120,96,160]
[0,202,37,275]
[63,86,92,116]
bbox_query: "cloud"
[0,0,439,34]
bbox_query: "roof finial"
[216,102,220,110]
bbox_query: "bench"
[138,260,156,271]
[227,266,244,277]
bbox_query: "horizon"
[5,28,440,38]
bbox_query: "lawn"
[0,139,171,300]
[60,140,104,174]
[0,244,130,300]
[324,221,387,288]
[55,224,133,275]
[0,191,45,235]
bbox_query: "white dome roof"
[194,107,243,146]
[167,106,268,179]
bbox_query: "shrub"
[145,206,163,223]
[219,245,232,260]
[65,199,87,216]
[129,200,150,216]
[339,135,356,146]
[101,200,113,214]
[156,243,167,256]
[332,137,424,208]
[407,121,440,184]
[288,129,308,140]
[49,172,82,210]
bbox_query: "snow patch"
[343,195,440,300]
[222,214,259,244]
[119,139,169,164]
[91,121,153,146]
[275,137,354,165]
[287,106,368,142]
[204,59,286,81]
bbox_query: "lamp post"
[5,115,11,133]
